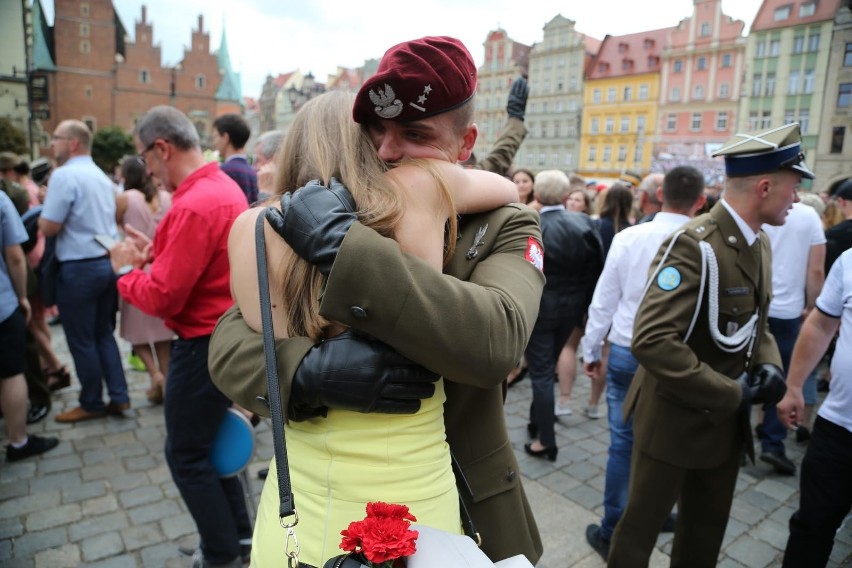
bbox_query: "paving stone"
[102,431,137,448]
[0,538,11,560]
[1,461,37,482]
[127,499,181,525]
[73,436,107,452]
[730,498,768,526]
[0,490,61,519]
[81,531,125,562]
[563,483,604,510]
[565,460,602,482]
[30,471,82,493]
[751,518,789,551]
[69,512,129,543]
[725,535,781,568]
[114,444,148,459]
[754,478,798,503]
[535,470,582,496]
[37,452,83,474]
[108,472,150,492]
[0,517,24,539]
[81,493,119,516]
[739,488,782,512]
[145,464,172,484]
[576,438,608,456]
[25,502,82,531]
[62,480,108,504]
[160,511,196,540]
[125,455,157,472]
[11,526,67,558]
[140,541,184,567]
[119,486,163,509]
[33,543,80,568]
[722,518,749,548]
[121,522,164,551]
[84,554,138,568]
[0,480,29,500]
[82,448,118,466]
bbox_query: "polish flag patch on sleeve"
[525,237,544,271]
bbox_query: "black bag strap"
[255,214,296,519]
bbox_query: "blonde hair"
[274,91,456,340]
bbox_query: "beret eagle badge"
[370,84,403,119]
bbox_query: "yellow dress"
[251,379,461,567]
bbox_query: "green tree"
[0,117,28,155]
[92,125,135,174]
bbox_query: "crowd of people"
[1,32,850,568]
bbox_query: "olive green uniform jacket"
[626,201,782,469]
[209,204,546,564]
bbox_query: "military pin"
[467,224,488,260]
[726,321,739,335]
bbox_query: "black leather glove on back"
[749,363,787,405]
[737,371,754,413]
[264,178,356,275]
[506,76,529,122]
[289,330,440,420]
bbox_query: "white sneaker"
[555,400,573,416]
[583,404,601,419]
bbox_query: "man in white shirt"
[757,202,825,474]
[777,247,852,567]
[582,167,706,560]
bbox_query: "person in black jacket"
[824,178,852,274]
[525,170,605,461]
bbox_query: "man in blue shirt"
[39,119,129,423]
[212,114,258,205]
[1,191,59,460]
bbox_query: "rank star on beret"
[353,36,477,124]
[712,123,815,179]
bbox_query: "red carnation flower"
[338,502,419,567]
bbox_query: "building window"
[690,113,702,131]
[639,84,649,100]
[808,33,820,52]
[593,89,601,103]
[793,36,805,54]
[139,69,151,84]
[846,43,852,66]
[774,6,790,20]
[80,23,89,37]
[748,111,759,130]
[803,69,815,94]
[785,109,796,124]
[620,117,630,133]
[719,83,730,98]
[603,146,612,162]
[697,57,707,71]
[80,2,89,16]
[671,86,681,101]
[624,86,632,101]
[590,118,600,134]
[80,40,90,54]
[770,40,780,57]
[618,145,628,161]
[195,74,206,89]
[721,54,732,68]
[700,23,710,36]
[673,59,683,73]
[798,109,809,133]
[538,153,546,166]
[666,114,677,131]
[605,117,614,134]
[588,145,597,161]
[693,85,704,99]
[761,111,771,129]
[84,85,93,99]
[565,152,573,166]
[839,83,852,108]
[789,70,800,93]
[637,116,646,132]
[752,74,763,97]
[800,2,815,16]
[765,73,776,96]
[634,145,643,163]
[83,116,96,132]
[716,112,728,130]
[756,42,766,58]
[608,88,616,102]
[832,126,845,153]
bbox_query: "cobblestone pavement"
[1,324,851,567]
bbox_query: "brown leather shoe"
[106,402,130,415]
[55,406,106,423]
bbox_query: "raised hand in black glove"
[737,363,786,409]
[506,76,529,122]
[289,330,440,420]
[264,178,356,275]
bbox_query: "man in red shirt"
[110,106,250,568]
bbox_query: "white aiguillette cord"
[255,213,301,566]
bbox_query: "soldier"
[607,123,813,568]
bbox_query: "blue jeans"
[762,317,806,452]
[600,343,638,540]
[164,336,251,564]
[55,257,127,412]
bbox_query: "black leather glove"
[737,371,754,413]
[264,178,356,275]
[506,76,529,122]
[749,363,787,405]
[289,330,440,419]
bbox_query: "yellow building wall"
[579,72,661,178]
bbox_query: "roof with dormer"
[751,0,841,32]
[586,27,672,80]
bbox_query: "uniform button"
[506,469,516,482]
[732,306,739,314]
[350,306,367,319]
[727,236,737,244]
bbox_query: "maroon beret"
[353,36,477,124]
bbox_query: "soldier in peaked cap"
[209,36,544,565]
[607,123,812,568]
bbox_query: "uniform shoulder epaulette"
[682,213,718,242]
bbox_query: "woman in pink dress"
[115,157,174,404]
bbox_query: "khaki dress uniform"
[607,202,782,568]
[210,204,546,564]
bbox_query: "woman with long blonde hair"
[227,91,518,567]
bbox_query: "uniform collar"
[719,198,758,246]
